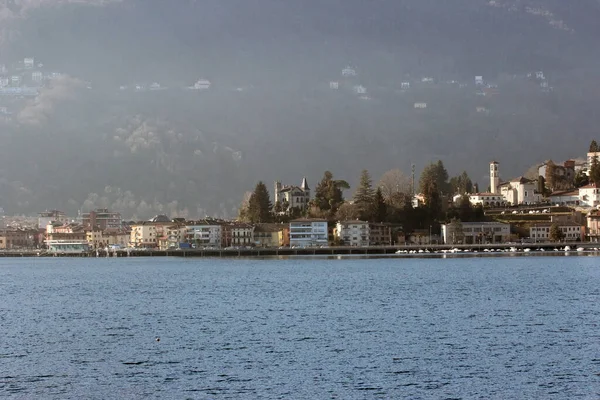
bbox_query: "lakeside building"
[81,208,122,231]
[467,193,507,208]
[221,222,254,248]
[129,218,172,249]
[289,219,328,248]
[185,221,222,248]
[441,222,511,245]
[335,220,369,246]
[369,223,394,246]
[0,229,37,249]
[530,223,585,242]
[253,223,289,248]
[586,210,600,242]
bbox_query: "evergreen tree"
[590,155,600,185]
[419,160,450,195]
[314,171,349,215]
[353,169,376,220]
[374,187,387,222]
[449,171,473,194]
[590,140,599,153]
[423,179,441,220]
[549,223,565,242]
[247,181,273,223]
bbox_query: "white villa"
[274,178,311,211]
[499,177,541,205]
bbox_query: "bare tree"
[377,169,411,204]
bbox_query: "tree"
[574,170,589,188]
[335,202,361,221]
[590,155,600,185]
[422,179,441,220]
[377,169,411,204]
[590,140,599,153]
[446,218,465,245]
[247,181,273,223]
[419,160,450,195]
[449,171,473,195]
[373,188,387,222]
[549,223,565,242]
[353,170,376,220]
[314,170,349,215]
[237,191,253,222]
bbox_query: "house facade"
[186,223,222,248]
[441,222,511,245]
[335,221,369,246]
[81,209,122,231]
[586,210,600,242]
[289,219,328,248]
[274,178,311,211]
[530,223,584,242]
[254,224,289,247]
[499,177,541,205]
[468,193,506,208]
[578,183,600,207]
[369,223,393,246]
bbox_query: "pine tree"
[314,171,348,215]
[419,160,450,195]
[247,181,273,223]
[374,188,387,222]
[353,170,376,221]
[549,223,565,242]
[590,155,600,185]
[590,140,599,153]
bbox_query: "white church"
[459,161,542,207]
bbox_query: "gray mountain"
[0,0,599,218]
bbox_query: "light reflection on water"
[0,256,599,399]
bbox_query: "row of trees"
[238,162,482,234]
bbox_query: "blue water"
[1,256,599,399]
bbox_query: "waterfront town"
[2,142,600,254]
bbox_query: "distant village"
[1,139,600,254]
[0,54,555,120]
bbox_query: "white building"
[289,219,328,248]
[441,221,510,245]
[130,223,158,248]
[414,102,427,109]
[548,190,580,206]
[329,81,339,90]
[335,221,369,246]
[38,210,69,229]
[189,79,211,90]
[499,177,541,205]
[11,76,21,86]
[578,183,600,207]
[475,76,484,85]
[274,178,311,211]
[353,85,366,94]
[342,66,357,77]
[186,223,222,248]
[530,223,583,242]
[468,193,506,208]
[24,58,34,69]
[401,82,410,90]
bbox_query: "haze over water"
[1,257,599,398]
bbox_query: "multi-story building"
[468,193,507,208]
[335,221,369,246]
[129,223,160,248]
[441,222,511,245]
[186,222,222,248]
[166,224,188,248]
[274,178,311,212]
[369,223,393,246]
[530,223,584,242]
[230,223,254,247]
[578,183,600,207]
[254,224,289,247]
[586,210,600,242]
[499,177,541,205]
[289,219,328,248]
[81,209,122,231]
[0,229,35,249]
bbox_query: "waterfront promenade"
[0,242,598,258]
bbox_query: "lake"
[1,256,599,399]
